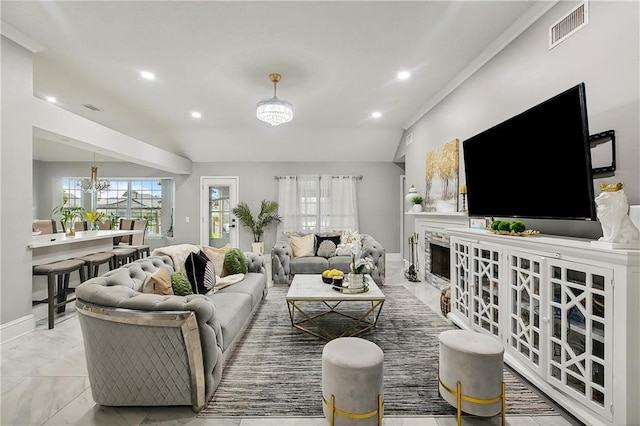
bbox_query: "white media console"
[446,227,639,426]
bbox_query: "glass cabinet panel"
[547,260,611,416]
[507,251,543,373]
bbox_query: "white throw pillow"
[291,234,316,258]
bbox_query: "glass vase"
[349,273,365,289]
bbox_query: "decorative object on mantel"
[405,184,419,212]
[460,183,467,212]
[256,73,293,126]
[411,195,424,212]
[425,138,459,212]
[487,219,540,237]
[591,182,640,249]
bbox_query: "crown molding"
[1,21,44,53]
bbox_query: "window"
[61,178,173,236]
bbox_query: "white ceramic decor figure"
[595,182,640,243]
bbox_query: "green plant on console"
[411,196,424,205]
[231,199,281,243]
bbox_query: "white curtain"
[277,174,359,235]
[276,176,300,235]
[323,175,359,232]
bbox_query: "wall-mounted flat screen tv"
[463,83,596,220]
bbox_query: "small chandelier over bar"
[80,153,110,193]
[256,73,293,126]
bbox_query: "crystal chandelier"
[256,73,293,126]
[80,153,110,193]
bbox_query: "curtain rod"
[274,175,363,180]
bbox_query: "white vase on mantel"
[412,204,423,213]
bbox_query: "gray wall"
[1,38,34,326]
[401,1,639,247]
[34,161,404,254]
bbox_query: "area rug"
[199,284,557,417]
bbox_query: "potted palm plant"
[231,199,281,253]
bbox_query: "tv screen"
[463,83,596,221]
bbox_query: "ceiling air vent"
[83,104,102,111]
[549,1,589,49]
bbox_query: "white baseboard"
[0,314,36,344]
[386,252,401,262]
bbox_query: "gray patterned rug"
[199,284,556,417]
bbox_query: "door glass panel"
[208,185,231,248]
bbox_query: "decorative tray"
[333,283,369,294]
[486,228,540,237]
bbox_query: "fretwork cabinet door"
[450,238,471,327]
[506,250,545,376]
[546,259,613,422]
[469,243,502,337]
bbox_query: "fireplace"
[411,213,467,291]
[423,230,451,290]
[430,243,450,280]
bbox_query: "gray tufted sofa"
[271,233,385,286]
[75,251,267,412]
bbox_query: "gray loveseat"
[75,250,267,412]
[271,233,385,285]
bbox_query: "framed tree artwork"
[425,138,459,212]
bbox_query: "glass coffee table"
[286,274,385,340]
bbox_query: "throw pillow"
[202,243,231,277]
[224,248,248,275]
[185,250,216,294]
[290,233,316,258]
[142,267,174,295]
[315,234,341,258]
[171,272,193,296]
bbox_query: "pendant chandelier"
[256,73,293,126]
[80,153,110,193]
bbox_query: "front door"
[200,177,239,248]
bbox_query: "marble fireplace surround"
[409,212,468,290]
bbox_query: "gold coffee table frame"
[286,274,385,340]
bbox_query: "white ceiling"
[2,1,546,164]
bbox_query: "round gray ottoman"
[438,329,505,423]
[322,337,384,426]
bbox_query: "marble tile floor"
[0,258,583,426]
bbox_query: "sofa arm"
[361,234,385,286]
[245,251,266,275]
[76,276,224,410]
[271,239,293,284]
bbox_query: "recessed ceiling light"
[140,71,155,80]
[191,111,202,119]
[372,112,382,118]
[397,71,411,80]
[46,96,57,103]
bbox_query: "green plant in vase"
[52,195,85,236]
[411,195,424,212]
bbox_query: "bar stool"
[77,252,115,278]
[33,258,86,329]
[111,246,137,268]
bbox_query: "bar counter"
[29,229,143,265]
